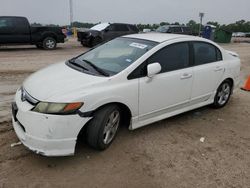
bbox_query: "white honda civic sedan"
[12,33,241,156]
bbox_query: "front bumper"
[12,89,91,156]
[78,37,91,45]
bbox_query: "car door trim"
[139,99,190,121]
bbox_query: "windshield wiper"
[68,58,89,71]
[82,59,109,77]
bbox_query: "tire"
[91,37,102,47]
[42,37,57,50]
[80,41,86,47]
[81,41,91,48]
[212,80,232,108]
[86,105,121,150]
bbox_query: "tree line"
[31,20,250,33]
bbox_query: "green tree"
[186,20,201,35]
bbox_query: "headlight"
[33,102,83,115]
[87,33,92,37]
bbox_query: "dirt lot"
[0,39,249,188]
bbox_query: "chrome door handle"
[181,73,192,80]
[214,67,224,72]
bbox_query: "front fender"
[82,96,135,116]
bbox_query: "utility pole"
[199,12,205,36]
[69,0,73,27]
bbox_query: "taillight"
[62,28,67,37]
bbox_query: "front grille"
[78,32,90,39]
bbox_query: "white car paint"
[12,33,241,156]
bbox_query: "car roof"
[0,16,27,19]
[123,33,200,43]
[111,23,136,26]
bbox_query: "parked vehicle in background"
[0,16,66,50]
[12,33,241,156]
[246,33,250,38]
[156,25,192,35]
[142,29,151,33]
[232,32,246,37]
[77,23,139,47]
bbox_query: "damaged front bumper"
[12,90,91,156]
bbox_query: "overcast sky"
[1,0,249,25]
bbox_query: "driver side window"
[0,18,15,34]
[128,42,190,80]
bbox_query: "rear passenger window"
[183,27,191,33]
[129,25,139,32]
[113,24,129,31]
[15,18,29,33]
[173,27,182,33]
[193,42,218,65]
[148,42,189,73]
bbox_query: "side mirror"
[147,63,161,78]
[104,28,109,32]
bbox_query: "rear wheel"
[86,105,121,150]
[43,37,57,50]
[212,80,232,108]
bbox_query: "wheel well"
[94,102,132,128]
[224,78,234,87]
[76,102,132,143]
[91,36,102,43]
[42,33,57,42]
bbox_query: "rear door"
[0,17,15,43]
[190,41,225,104]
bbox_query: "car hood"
[23,62,107,102]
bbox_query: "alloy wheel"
[103,110,120,145]
[217,82,231,106]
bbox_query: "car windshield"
[156,25,169,33]
[91,23,110,31]
[73,37,158,76]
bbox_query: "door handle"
[181,73,192,80]
[214,66,224,72]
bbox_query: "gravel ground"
[0,39,249,188]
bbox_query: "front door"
[0,17,15,44]
[138,42,193,121]
[13,17,30,43]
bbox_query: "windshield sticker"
[129,43,148,49]
[126,59,132,63]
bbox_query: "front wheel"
[86,105,121,150]
[91,37,102,47]
[42,37,57,50]
[212,80,232,108]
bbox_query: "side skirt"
[129,98,214,130]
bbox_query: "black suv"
[156,25,192,35]
[77,23,139,47]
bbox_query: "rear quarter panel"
[221,50,241,89]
